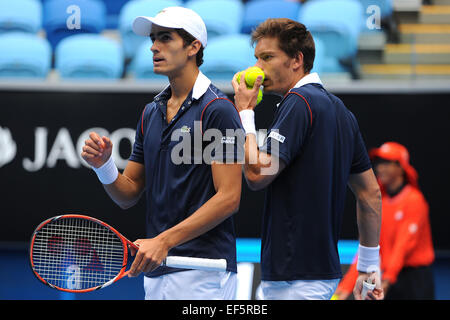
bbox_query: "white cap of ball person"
[132,6,207,48]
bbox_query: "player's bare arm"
[103,161,145,209]
[242,134,286,190]
[231,72,286,190]
[127,162,242,276]
[81,131,145,209]
[348,169,382,247]
[348,168,384,300]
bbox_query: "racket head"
[29,214,133,293]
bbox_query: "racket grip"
[361,280,376,299]
[163,256,227,272]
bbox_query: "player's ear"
[188,39,202,57]
[292,51,304,72]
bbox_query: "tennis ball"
[236,67,265,88]
[245,66,265,88]
[257,88,263,105]
[235,70,264,105]
[236,71,244,85]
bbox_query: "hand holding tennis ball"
[237,66,265,87]
[236,67,264,105]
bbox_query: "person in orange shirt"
[334,142,435,300]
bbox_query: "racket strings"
[32,217,125,290]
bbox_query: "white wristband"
[356,244,380,274]
[239,110,256,136]
[92,155,118,185]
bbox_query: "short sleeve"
[349,114,371,174]
[129,104,149,164]
[259,94,310,165]
[201,98,245,163]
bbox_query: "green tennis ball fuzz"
[236,67,265,88]
[256,88,263,105]
[236,71,244,85]
[245,67,265,88]
[235,67,264,105]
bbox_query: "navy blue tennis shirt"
[129,72,244,277]
[259,73,372,281]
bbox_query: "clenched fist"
[81,131,113,168]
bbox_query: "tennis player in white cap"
[81,7,245,299]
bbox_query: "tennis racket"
[29,214,227,293]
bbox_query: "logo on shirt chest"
[180,125,191,133]
[170,121,245,165]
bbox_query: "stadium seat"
[119,0,182,59]
[128,39,167,80]
[102,0,130,28]
[241,0,302,34]
[0,0,42,34]
[299,0,363,74]
[309,0,393,18]
[55,34,124,79]
[311,37,324,74]
[103,0,130,15]
[0,32,51,78]
[185,0,244,39]
[43,0,106,49]
[200,34,256,81]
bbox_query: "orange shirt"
[337,185,434,293]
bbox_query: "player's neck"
[281,70,308,96]
[165,65,198,123]
[168,64,199,100]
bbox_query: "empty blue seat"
[43,0,106,49]
[185,0,244,40]
[103,0,130,15]
[184,0,241,2]
[55,34,124,79]
[0,0,42,33]
[102,0,130,28]
[311,37,324,74]
[299,0,363,73]
[128,39,167,80]
[119,0,182,59]
[0,32,51,78]
[200,34,256,81]
[241,0,302,34]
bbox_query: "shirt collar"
[292,72,323,89]
[276,73,323,108]
[154,85,171,101]
[154,71,211,102]
[192,71,211,100]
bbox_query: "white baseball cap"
[132,6,207,47]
